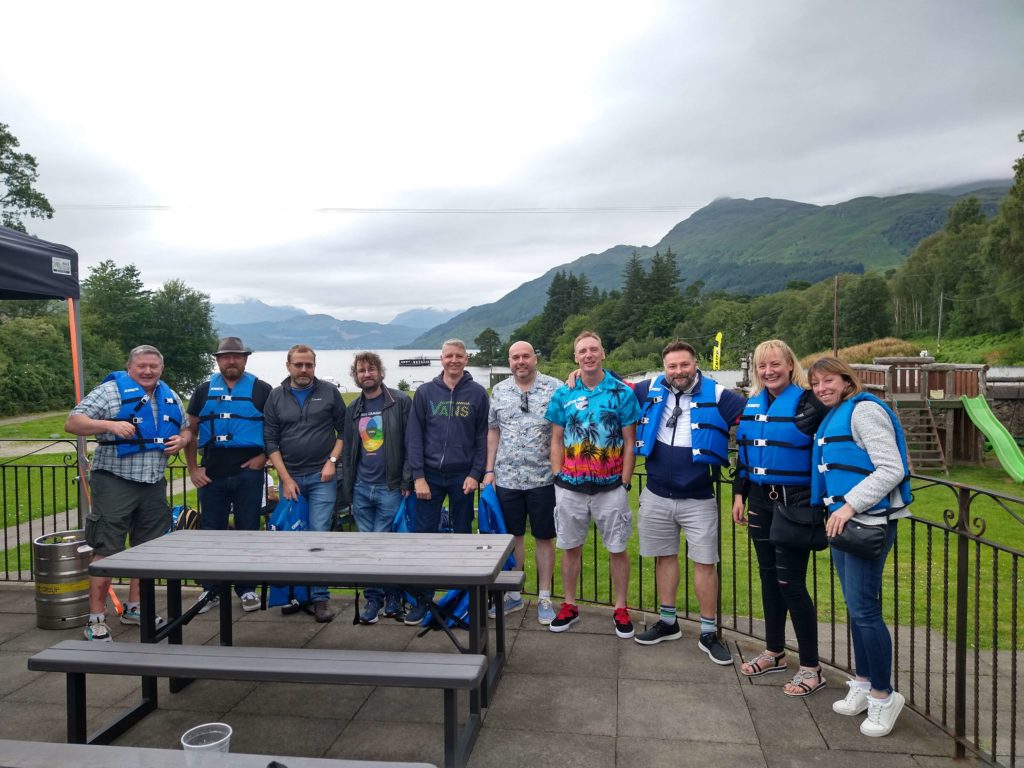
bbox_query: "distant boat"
[399,356,432,367]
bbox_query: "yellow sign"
[711,331,723,371]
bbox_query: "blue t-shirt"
[356,393,387,485]
[545,371,640,493]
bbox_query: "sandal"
[740,651,787,677]
[783,668,826,697]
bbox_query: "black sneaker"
[634,619,682,645]
[549,602,579,633]
[698,631,733,665]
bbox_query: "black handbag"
[769,501,827,551]
[828,518,887,559]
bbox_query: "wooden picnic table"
[85,530,513,750]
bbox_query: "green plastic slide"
[960,395,1024,483]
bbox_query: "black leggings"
[747,484,819,667]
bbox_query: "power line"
[52,203,710,214]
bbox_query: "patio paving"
[0,582,980,767]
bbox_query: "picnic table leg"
[468,585,488,711]
[139,579,159,702]
[218,582,233,646]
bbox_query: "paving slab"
[471,727,615,768]
[617,677,758,744]
[618,735,767,767]
[483,671,617,736]
[232,680,373,720]
[507,627,619,678]
[327,720,444,767]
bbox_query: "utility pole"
[936,290,944,353]
[832,275,840,357]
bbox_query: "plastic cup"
[181,722,232,766]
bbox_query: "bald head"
[508,340,538,385]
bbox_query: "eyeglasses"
[665,406,682,429]
[519,392,530,413]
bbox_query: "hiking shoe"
[240,592,260,612]
[860,691,905,737]
[313,600,334,623]
[536,596,556,625]
[488,594,525,618]
[613,607,634,639]
[404,602,429,626]
[549,602,579,633]
[384,595,405,620]
[698,632,732,665]
[196,591,219,615]
[84,621,112,642]
[120,607,166,627]
[634,619,682,645]
[360,598,383,625]
[834,680,871,716]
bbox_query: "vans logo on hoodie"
[430,400,472,417]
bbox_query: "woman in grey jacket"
[808,357,912,738]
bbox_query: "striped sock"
[700,615,716,635]
[660,605,677,625]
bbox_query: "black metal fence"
[1,440,1021,765]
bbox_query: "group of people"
[65,330,912,739]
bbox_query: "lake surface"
[243,349,744,391]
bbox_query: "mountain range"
[409,181,1010,346]
[212,301,458,351]
[215,180,1010,350]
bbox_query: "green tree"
[80,260,154,356]
[473,327,502,365]
[0,122,55,232]
[148,279,217,393]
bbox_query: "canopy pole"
[67,297,91,522]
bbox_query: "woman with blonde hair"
[732,340,829,695]
[808,356,912,737]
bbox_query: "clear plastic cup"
[181,722,232,766]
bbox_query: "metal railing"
[1,440,1021,765]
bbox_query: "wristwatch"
[328,456,337,464]
[623,482,632,491]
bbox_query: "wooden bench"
[0,739,437,767]
[29,641,486,768]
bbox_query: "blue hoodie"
[406,371,489,480]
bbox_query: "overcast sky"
[3,1,1022,324]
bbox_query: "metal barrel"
[33,530,91,630]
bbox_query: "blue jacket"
[99,371,183,456]
[811,393,913,515]
[197,372,264,450]
[735,383,813,486]
[406,372,488,480]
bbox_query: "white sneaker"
[833,680,870,716]
[196,591,219,615]
[536,596,556,625]
[240,592,260,612]
[860,691,905,737]
[84,620,112,642]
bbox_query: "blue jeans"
[411,469,476,604]
[291,470,337,603]
[415,469,475,534]
[198,468,265,597]
[832,520,898,693]
[353,482,404,603]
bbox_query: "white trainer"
[860,691,905,737]
[833,680,870,716]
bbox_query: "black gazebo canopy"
[0,225,79,300]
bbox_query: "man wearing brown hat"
[185,337,273,614]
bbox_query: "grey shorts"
[85,471,170,556]
[554,485,632,554]
[637,487,719,564]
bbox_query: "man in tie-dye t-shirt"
[544,331,640,639]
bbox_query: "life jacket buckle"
[634,440,644,449]
[754,414,768,422]
[818,463,829,473]
[751,467,767,476]
[753,439,768,447]
[131,417,144,424]
[221,395,233,402]
[219,413,232,420]
[215,435,231,442]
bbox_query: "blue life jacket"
[100,371,182,456]
[735,383,812,486]
[197,372,264,450]
[810,393,913,514]
[634,372,730,466]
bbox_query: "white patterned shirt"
[488,373,562,490]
